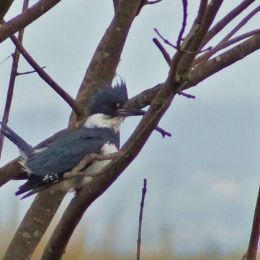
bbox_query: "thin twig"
[196,5,260,64]
[218,5,260,46]
[152,38,171,65]
[178,91,196,99]
[154,28,178,49]
[0,54,12,64]
[0,0,29,159]
[137,178,147,260]
[196,29,260,64]
[196,0,208,25]
[155,126,172,138]
[203,0,255,46]
[16,66,46,76]
[245,186,260,260]
[146,0,162,4]
[9,35,80,115]
[176,0,188,49]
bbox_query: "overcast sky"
[1,0,260,256]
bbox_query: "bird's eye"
[109,102,121,109]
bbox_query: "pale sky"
[1,0,260,255]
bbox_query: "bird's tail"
[0,122,34,157]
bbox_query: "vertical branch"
[176,0,188,49]
[245,186,260,260]
[0,0,29,158]
[137,178,147,260]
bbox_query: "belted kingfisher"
[0,82,144,198]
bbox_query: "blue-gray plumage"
[0,81,144,198]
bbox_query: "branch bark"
[0,0,61,43]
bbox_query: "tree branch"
[245,186,260,260]
[0,0,29,159]
[0,0,61,43]
[137,178,147,260]
[196,5,260,64]
[10,34,81,115]
[176,0,188,49]
[203,0,255,46]
[73,0,147,123]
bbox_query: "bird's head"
[85,81,143,132]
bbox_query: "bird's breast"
[83,142,118,177]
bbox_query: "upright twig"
[203,0,255,46]
[176,0,188,49]
[137,179,147,260]
[152,38,171,65]
[244,186,260,260]
[0,0,29,159]
[196,5,260,64]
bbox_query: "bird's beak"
[116,107,145,117]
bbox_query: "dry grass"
[0,222,246,260]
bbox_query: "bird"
[0,81,144,199]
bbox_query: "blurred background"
[1,1,260,259]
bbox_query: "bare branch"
[170,0,224,86]
[178,91,195,99]
[128,33,260,111]
[10,35,81,115]
[0,0,61,43]
[197,5,260,64]
[0,0,29,159]
[186,33,260,90]
[176,0,188,49]
[244,186,260,260]
[16,66,46,76]
[195,0,208,25]
[154,28,177,49]
[137,178,147,260]
[218,5,260,45]
[146,0,162,5]
[197,29,260,64]
[152,37,171,65]
[73,0,147,124]
[203,0,255,46]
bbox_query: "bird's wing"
[26,128,108,177]
[16,127,117,198]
